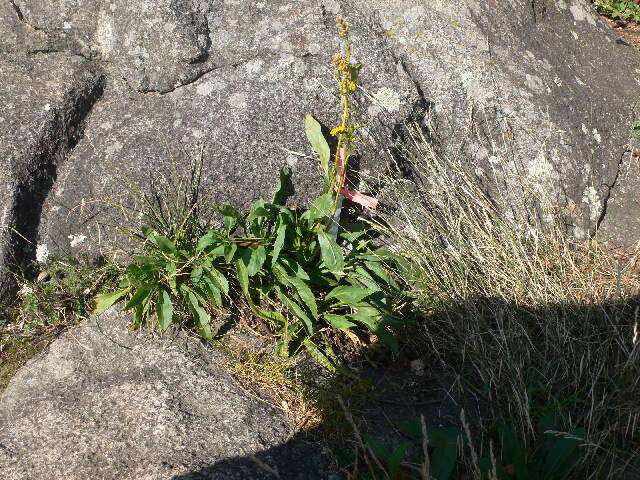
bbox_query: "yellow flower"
[336,17,349,37]
[333,54,349,73]
[330,125,345,136]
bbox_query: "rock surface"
[356,0,640,242]
[31,0,420,261]
[0,52,103,300]
[0,1,638,281]
[0,308,327,479]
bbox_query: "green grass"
[0,258,118,391]
[359,121,640,479]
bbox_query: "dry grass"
[370,118,640,478]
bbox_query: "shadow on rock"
[170,429,327,480]
[170,292,640,480]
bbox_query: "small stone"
[410,359,425,376]
[36,271,51,283]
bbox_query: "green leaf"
[276,286,314,335]
[185,289,212,339]
[208,244,226,257]
[303,339,337,372]
[375,328,399,356]
[326,285,373,305]
[273,263,318,319]
[196,233,216,253]
[132,255,157,266]
[224,243,237,263]
[353,266,384,292]
[203,277,222,308]
[271,223,287,265]
[151,234,177,255]
[236,259,249,293]
[219,203,243,234]
[541,428,584,477]
[242,245,267,277]
[190,266,203,283]
[272,168,288,205]
[94,288,130,313]
[429,428,460,480]
[318,230,344,272]
[305,193,334,224]
[165,262,177,294]
[206,266,229,295]
[350,309,382,330]
[157,290,174,330]
[287,276,318,318]
[305,114,331,179]
[247,199,270,225]
[324,314,356,329]
[236,261,286,326]
[386,444,411,479]
[364,260,399,290]
[124,287,152,311]
[363,435,391,465]
[278,255,311,281]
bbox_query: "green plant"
[95,168,403,367]
[95,18,405,368]
[475,416,584,480]
[337,411,584,480]
[1,257,117,390]
[372,119,640,477]
[593,0,640,23]
[12,257,116,328]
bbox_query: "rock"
[0,308,327,479]
[11,0,213,93]
[355,0,640,243]
[35,1,420,260]
[0,0,638,300]
[0,53,103,301]
[0,1,47,53]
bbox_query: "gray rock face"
[356,0,640,242]
[34,1,420,260]
[0,1,46,53]
[0,309,326,479]
[0,0,638,288]
[13,0,213,93]
[0,52,103,300]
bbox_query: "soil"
[602,16,640,49]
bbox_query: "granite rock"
[0,52,103,300]
[0,308,327,479]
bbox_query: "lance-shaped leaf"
[317,230,344,272]
[94,288,130,314]
[305,114,330,178]
[156,289,174,331]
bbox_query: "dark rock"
[0,53,103,301]
[0,308,328,479]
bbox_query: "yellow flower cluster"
[333,53,357,95]
[336,17,349,37]
[330,125,345,136]
[333,53,349,72]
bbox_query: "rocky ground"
[1,1,640,478]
